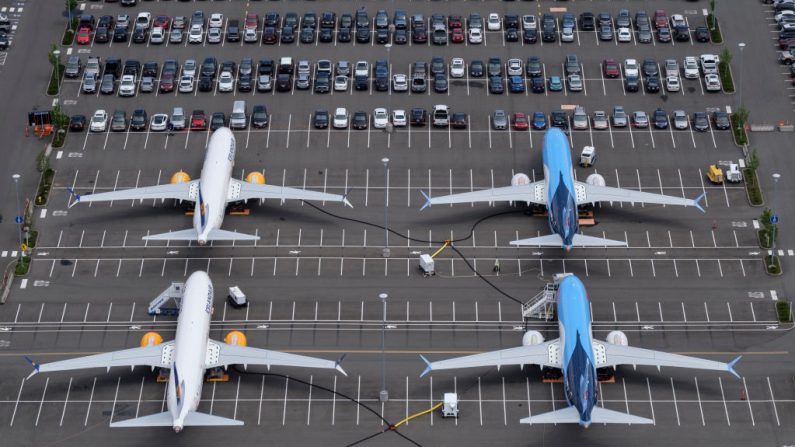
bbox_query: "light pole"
[378,292,388,402]
[737,43,745,110]
[12,174,22,258]
[381,157,390,258]
[53,49,61,102]
[771,173,781,260]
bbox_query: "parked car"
[90,109,108,132]
[110,110,127,132]
[130,109,148,131]
[492,109,507,130]
[69,114,87,132]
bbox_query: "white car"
[334,75,348,91]
[672,110,689,129]
[90,109,108,132]
[624,58,639,78]
[487,13,501,31]
[209,13,224,29]
[450,58,465,78]
[522,14,537,31]
[207,26,222,44]
[392,74,408,92]
[188,25,203,43]
[373,108,389,128]
[776,10,795,23]
[704,73,721,91]
[218,71,234,92]
[561,27,574,42]
[183,59,197,77]
[468,28,483,44]
[683,56,699,79]
[392,109,407,127]
[178,75,194,93]
[617,27,631,42]
[507,58,522,76]
[665,75,680,92]
[333,107,348,129]
[118,75,136,97]
[135,12,151,30]
[150,113,169,132]
[150,26,165,44]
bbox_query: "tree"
[748,148,760,171]
[47,43,58,69]
[65,0,77,12]
[736,105,750,126]
[720,47,733,66]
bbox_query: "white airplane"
[25,271,346,432]
[420,274,740,427]
[421,128,704,250]
[68,127,352,245]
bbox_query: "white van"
[229,100,247,129]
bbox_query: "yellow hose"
[431,241,450,258]
[391,402,443,429]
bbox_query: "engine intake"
[511,173,531,187]
[170,171,191,184]
[246,172,266,184]
[140,332,163,347]
[605,330,628,346]
[224,330,248,347]
[522,330,545,346]
[586,173,605,187]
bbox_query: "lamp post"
[771,173,781,261]
[737,43,745,110]
[53,49,61,101]
[12,174,22,258]
[381,157,390,258]
[378,292,388,402]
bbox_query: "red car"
[159,73,175,93]
[153,15,170,30]
[448,15,463,30]
[190,110,207,130]
[602,59,620,78]
[76,26,92,45]
[779,37,795,49]
[450,28,465,43]
[512,113,529,130]
[245,13,259,30]
[653,10,668,29]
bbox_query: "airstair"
[148,282,185,316]
[522,273,572,321]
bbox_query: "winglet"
[420,191,432,211]
[24,356,39,379]
[342,189,353,208]
[67,187,81,208]
[335,353,348,376]
[727,355,742,379]
[419,355,433,378]
[693,193,706,213]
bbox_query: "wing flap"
[230,180,351,207]
[421,182,545,209]
[207,340,346,375]
[72,181,198,206]
[28,342,173,378]
[596,341,740,377]
[576,181,704,211]
[420,341,560,377]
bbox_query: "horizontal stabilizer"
[143,229,259,242]
[509,234,563,247]
[520,406,581,424]
[510,233,626,247]
[519,406,653,425]
[111,411,244,428]
[588,407,654,424]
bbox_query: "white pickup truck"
[699,54,720,74]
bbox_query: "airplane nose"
[580,421,591,429]
[565,245,572,252]
[173,425,183,433]
[197,238,207,246]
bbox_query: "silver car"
[592,111,608,130]
[632,111,649,128]
[571,106,588,130]
[82,73,97,94]
[612,106,628,127]
[169,28,183,43]
[567,74,583,92]
[492,109,508,130]
[672,110,689,130]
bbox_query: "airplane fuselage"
[542,128,580,251]
[193,127,236,245]
[556,275,598,427]
[166,271,214,431]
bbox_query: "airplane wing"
[26,342,174,379]
[420,182,546,210]
[593,341,741,378]
[575,181,705,211]
[419,340,561,377]
[70,181,199,207]
[227,179,352,207]
[207,340,347,375]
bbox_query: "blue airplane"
[421,128,705,251]
[420,274,740,426]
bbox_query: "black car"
[69,114,87,132]
[130,109,147,131]
[470,60,484,78]
[433,74,448,93]
[713,111,730,130]
[262,27,278,44]
[300,27,315,43]
[265,12,281,28]
[276,73,292,91]
[314,73,330,93]
[412,27,427,44]
[530,77,545,93]
[525,57,542,77]
[210,112,226,131]
[410,108,427,126]
[487,57,503,77]
[251,105,269,128]
[580,12,595,31]
[113,26,128,42]
[132,26,148,43]
[642,59,658,77]
[356,27,370,43]
[431,57,445,75]
[338,28,352,42]
[143,62,159,78]
[281,26,295,43]
[227,20,240,42]
[625,75,640,92]
[450,112,468,129]
[523,28,538,44]
[394,29,408,44]
[695,26,710,42]
[488,76,504,94]
[645,76,660,93]
[692,112,709,131]
[95,26,110,43]
[313,110,329,129]
[352,111,368,129]
[237,74,253,92]
[319,28,333,42]
[550,110,569,132]
[505,28,519,42]
[675,26,690,42]
[376,28,390,44]
[198,75,214,92]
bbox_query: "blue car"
[509,75,525,93]
[532,111,547,130]
[548,75,563,91]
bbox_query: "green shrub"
[36,150,50,173]
[707,14,722,43]
[27,230,38,249]
[719,61,735,93]
[776,301,793,323]
[35,169,55,206]
[758,229,772,249]
[765,255,782,275]
[744,168,763,206]
[15,256,31,276]
[731,115,748,146]
[47,63,65,96]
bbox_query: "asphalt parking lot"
[1,0,795,446]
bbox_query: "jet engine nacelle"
[511,173,531,187]
[605,330,628,346]
[224,330,248,347]
[522,330,545,346]
[140,332,164,347]
[246,172,266,184]
[170,171,191,184]
[586,173,606,187]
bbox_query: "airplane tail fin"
[509,233,626,247]
[519,406,653,425]
[110,411,244,428]
[143,229,260,242]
